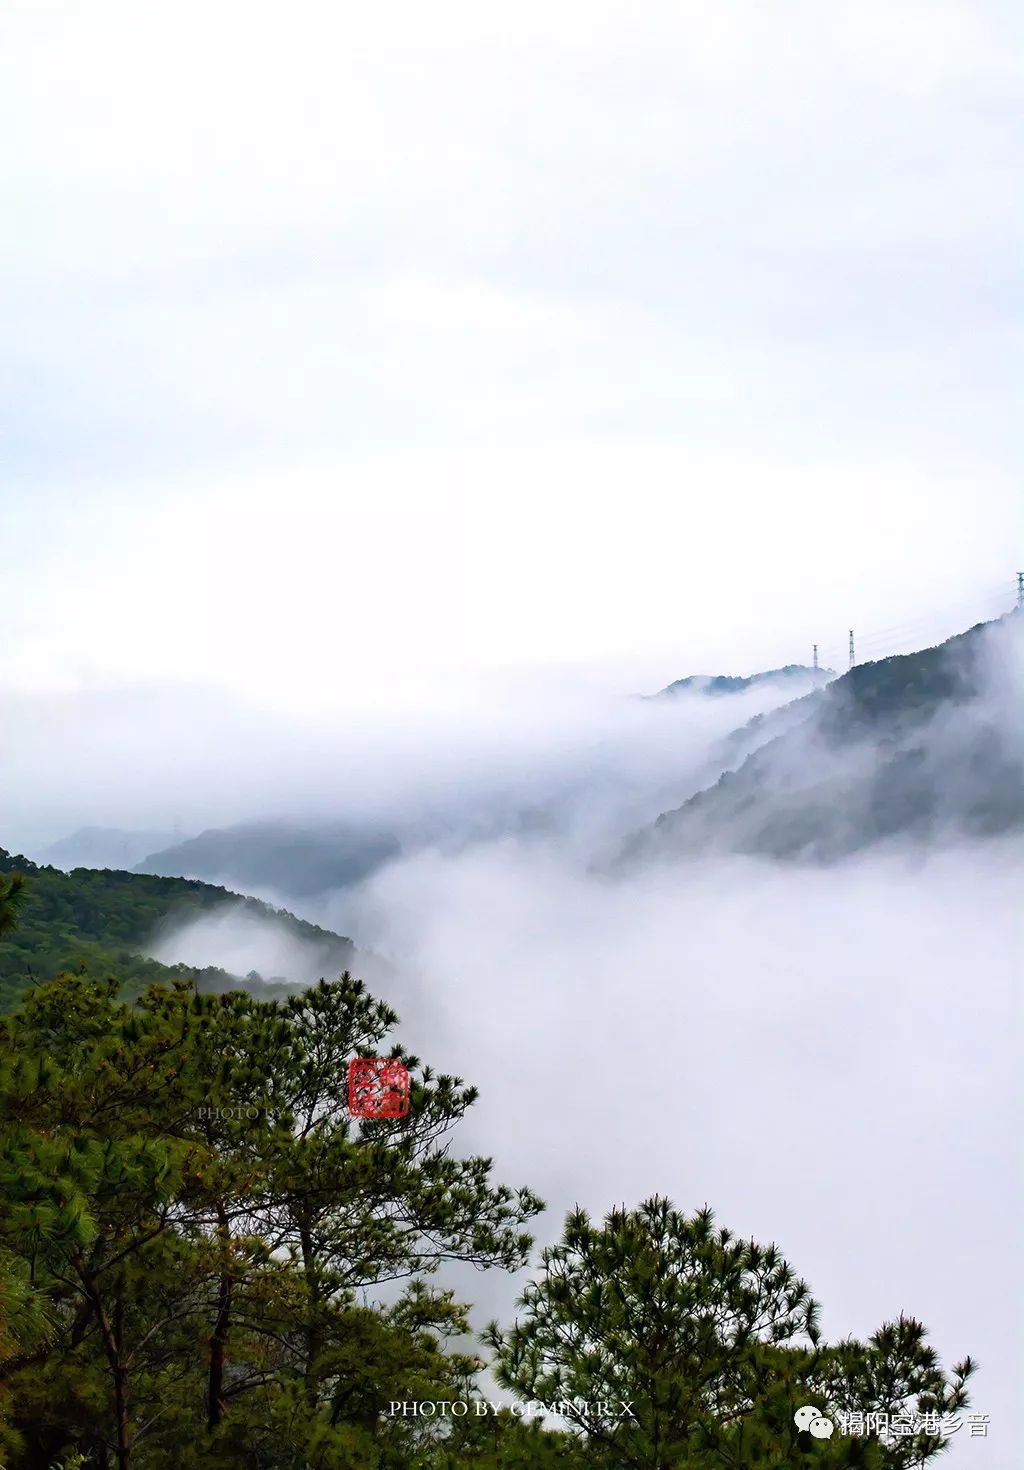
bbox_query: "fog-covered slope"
[36,825,181,871]
[623,613,1023,865]
[135,818,403,898]
[0,848,358,1009]
[651,664,834,698]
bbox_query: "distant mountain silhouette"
[136,819,403,899]
[37,825,180,871]
[651,665,834,698]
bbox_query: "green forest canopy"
[0,864,977,1469]
[0,850,356,1012]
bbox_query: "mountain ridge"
[36,825,180,871]
[135,818,402,898]
[623,613,1023,865]
[0,848,359,1011]
[651,664,834,698]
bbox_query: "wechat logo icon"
[795,1405,834,1439]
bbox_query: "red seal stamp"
[347,1057,410,1119]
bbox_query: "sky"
[1,0,1022,711]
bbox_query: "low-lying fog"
[10,653,1020,1464]
[318,844,1018,1462]
[1,662,826,857]
[163,835,1021,1464]
[134,654,1021,1466]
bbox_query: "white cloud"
[314,838,1021,1465]
[2,0,1020,698]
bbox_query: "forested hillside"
[0,891,977,1468]
[0,617,1011,1464]
[626,614,1023,865]
[0,850,356,1011]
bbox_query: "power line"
[833,588,1011,643]
[815,579,1018,672]
[831,591,1010,650]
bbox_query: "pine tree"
[0,871,25,936]
[0,970,543,1468]
[485,1197,974,1470]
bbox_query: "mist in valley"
[3,4,1021,1457]
[1,662,829,864]
[130,623,1024,1464]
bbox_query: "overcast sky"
[1,0,1021,707]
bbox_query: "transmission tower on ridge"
[1017,571,1023,609]
[848,629,855,669]
[813,643,818,671]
